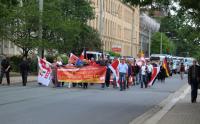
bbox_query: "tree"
[39,0,100,55]
[0,0,18,38]
[5,0,40,58]
[151,32,175,54]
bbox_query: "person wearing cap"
[117,58,128,91]
[188,60,200,103]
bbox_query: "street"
[0,75,187,124]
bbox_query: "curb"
[129,83,190,124]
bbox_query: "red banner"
[57,65,106,83]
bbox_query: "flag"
[148,67,160,86]
[163,58,169,77]
[69,53,79,64]
[109,59,120,87]
[37,57,52,86]
[79,51,84,60]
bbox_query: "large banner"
[38,57,52,86]
[57,65,107,83]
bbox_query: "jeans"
[141,75,147,88]
[136,73,140,85]
[119,72,126,90]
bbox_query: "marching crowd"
[0,55,200,103]
[49,56,171,91]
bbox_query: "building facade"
[0,39,21,56]
[89,0,140,57]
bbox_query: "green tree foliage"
[151,32,175,54]
[5,0,40,58]
[2,0,101,58]
[0,0,18,37]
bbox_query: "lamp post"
[160,32,162,54]
[39,0,44,58]
[148,29,151,57]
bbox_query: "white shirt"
[147,64,153,73]
[141,65,146,75]
[56,61,62,66]
[118,63,128,73]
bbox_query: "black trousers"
[147,72,152,83]
[0,70,10,85]
[191,79,198,102]
[21,72,28,86]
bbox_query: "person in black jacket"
[102,60,111,89]
[0,56,11,85]
[19,57,30,86]
[188,60,200,103]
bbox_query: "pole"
[39,0,44,58]
[148,30,151,57]
[99,0,103,39]
[160,32,162,54]
[99,0,104,56]
[131,12,134,57]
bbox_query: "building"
[88,0,140,57]
[140,13,160,57]
[0,39,21,56]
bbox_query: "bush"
[9,55,38,73]
[9,55,22,72]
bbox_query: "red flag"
[69,53,79,64]
[111,60,119,69]
[79,51,84,60]
[109,60,120,87]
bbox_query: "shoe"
[191,100,197,103]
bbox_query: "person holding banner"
[118,58,128,91]
[102,60,111,89]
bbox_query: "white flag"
[37,57,52,86]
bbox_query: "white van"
[86,51,103,61]
[150,54,166,62]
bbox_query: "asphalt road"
[0,74,187,124]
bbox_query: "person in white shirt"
[117,58,128,91]
[141,62,147,88]
[147,62,153,84]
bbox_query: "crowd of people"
[0,54,200,103]
[48,56,174,91]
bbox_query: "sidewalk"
[1,75,37,85]
[158,89,200,124]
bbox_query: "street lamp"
[160,32,163,54]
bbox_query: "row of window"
[91,0,134,22]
